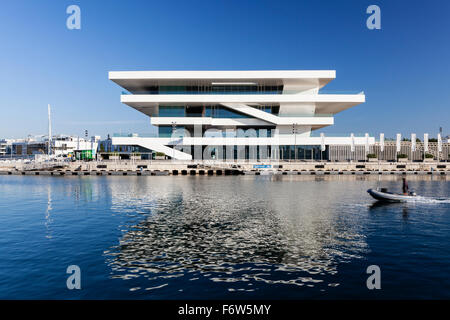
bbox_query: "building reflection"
[45,181,53,239]
[104,176,370,289]
[43,176,105,238]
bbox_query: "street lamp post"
[320,132,325,162]
[350,133,355,162]
[292,123,298,161]
[171,121,177,160]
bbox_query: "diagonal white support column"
[112,137,192,160]
[220,103,280,124]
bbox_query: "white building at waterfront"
[0,140,7,156]
[109,70,372,161]
[52,135,100,157]
[3,135,99,158]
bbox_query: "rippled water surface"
[0,175,449,299]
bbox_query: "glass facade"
[158,106,185,117]
[185,106,203,117]
[205,106,250,118]
[132,85,283,95]
[158,105,279,118]
[202,128,274,138]
[173,145,328,161]
[158,126,185,137]
[279,145,325,160]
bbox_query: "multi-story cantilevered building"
[109,70,369,161]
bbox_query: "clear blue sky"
[0,0,449,139]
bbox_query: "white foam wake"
[405,196,450,204]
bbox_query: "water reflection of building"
[105,176,369,288]
[43,176,107,238]
[45,181,53,239]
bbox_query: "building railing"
[318,90,365,95]
[278,113,333,118]
[122,90,283,95]
[121,90,364,95]
[310,132,368,137]
[112,133,158,138]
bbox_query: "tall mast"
[48,104,52,155]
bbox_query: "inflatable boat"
[367,187,417,202]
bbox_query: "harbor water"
[0,175,449,299]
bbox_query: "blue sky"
[0,0,449,139]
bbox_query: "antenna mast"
[48,104,52,155]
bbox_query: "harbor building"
[0,140,7,156]
[109,70,372,161]
[1,135,100,159]
[52,135,100,158]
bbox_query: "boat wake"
[406,196,450,204]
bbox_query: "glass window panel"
[158,106,185,117]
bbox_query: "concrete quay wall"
[0,160,449,176]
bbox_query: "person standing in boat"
[402,177,409,195]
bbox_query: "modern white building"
[109,70,372,161]
[5,135,99,158]
[52,135,100,157]
[0,140,7,156]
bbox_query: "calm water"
[0,175,449,299]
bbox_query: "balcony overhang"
[151,116,334,127]
[110,135,375,146]
[121,93,365,116]
[109,70,336,92]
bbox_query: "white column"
[396,133,401,153]
[320,133,325,152]
[350,133,355,152]
[364,133,369,154]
